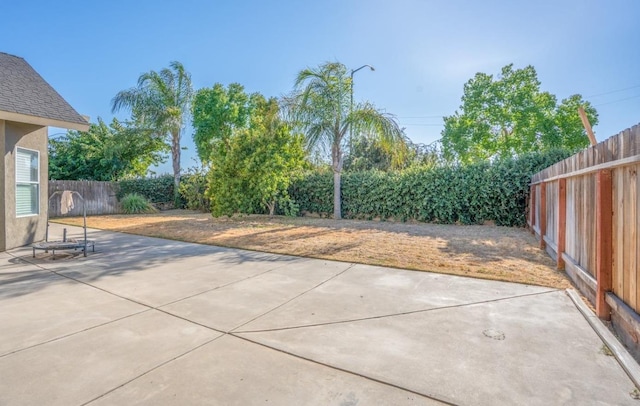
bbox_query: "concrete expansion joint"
[79,334,226,406]
[234,288,561,334]
[0,309,152,359]
[229,333,460,406]
[156,263,289,308]
[229,262,357,333]
[3,252,358,361]
[8,250,162,310]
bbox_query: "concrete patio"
[0,224,637,405]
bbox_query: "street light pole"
[349,64,375,156]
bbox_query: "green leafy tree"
[49,118,167,181]
[344,136,395,171]
[111,61,193,203]
[286,62,406,219]
[207,96,306,216]
[441,64,598,163]
[344,136,443,171]
[408,140,444,168]
[554,94,598,150]
[343,136,409,172]
[191,83,252,163]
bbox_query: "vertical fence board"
[623,168,632,305]
[615,167,625,297]
[557,178,566,270]
[566,178,575,263]
[630,166,638,311]
[540,182,547,249]
[577,176,584,269]
[533,185,540,230]
[589,175,598,275]
[637,164,640,309]
[596,169,613,319]
[48,180,121,217]
[612,169,620,296]
[545,181,558,246]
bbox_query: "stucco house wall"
[1,120,48,250]
[0,52,89,251]
[0,121,4,251]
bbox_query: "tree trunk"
[333,170,342,219]
[332,142,343,220]
[172,131,181,207]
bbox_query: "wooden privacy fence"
[529,123,640,357]
[49,180,121,217]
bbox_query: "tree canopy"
[111,61,193,203]
[441,64,598,163]
[206,95,306,216]
[191,83,253,163]
[49,118,167,181]
[286,61,406,219]
[344,136,443,171]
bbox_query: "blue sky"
[2,0,639,174]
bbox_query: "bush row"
[289,149,572,227]
[118,175,175,204]
[117,173,210,211]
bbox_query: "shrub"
[118,175,174,203]
[120,193,157,214]
[179,168,210,212]
[275,195,300,217]
[118,175,186,209]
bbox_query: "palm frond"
[288,62,353,158]
[111,88,141,114]
[348,102,409,168]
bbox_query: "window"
[16,147,39,216]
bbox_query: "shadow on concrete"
[2,226,304,299]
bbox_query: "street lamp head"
[351,64,376,76]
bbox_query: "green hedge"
[118,174,206,209]
[290,150,571,227]
[118,175,175,204]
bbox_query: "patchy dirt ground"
[53,210,570,289]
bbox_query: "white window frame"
[15,147,40,217]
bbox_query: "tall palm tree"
[111,61,193,204]
[287,62,406,219]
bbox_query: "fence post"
[539,182,547,249]
[530,184,536,234]
[596,169,613,320]
[557,179,566,270]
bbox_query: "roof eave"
[0,110,89,131]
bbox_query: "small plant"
[600,344,614,356]
[120,193,157,214]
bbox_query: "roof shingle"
[0,52,88,126]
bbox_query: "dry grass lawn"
[53,210,570,289]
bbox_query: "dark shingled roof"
[0,52,88,126]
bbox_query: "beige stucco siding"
[2,120,48,250]
[0,120,5,250]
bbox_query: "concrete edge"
[566,288,640,389]
[48,221,566,292]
